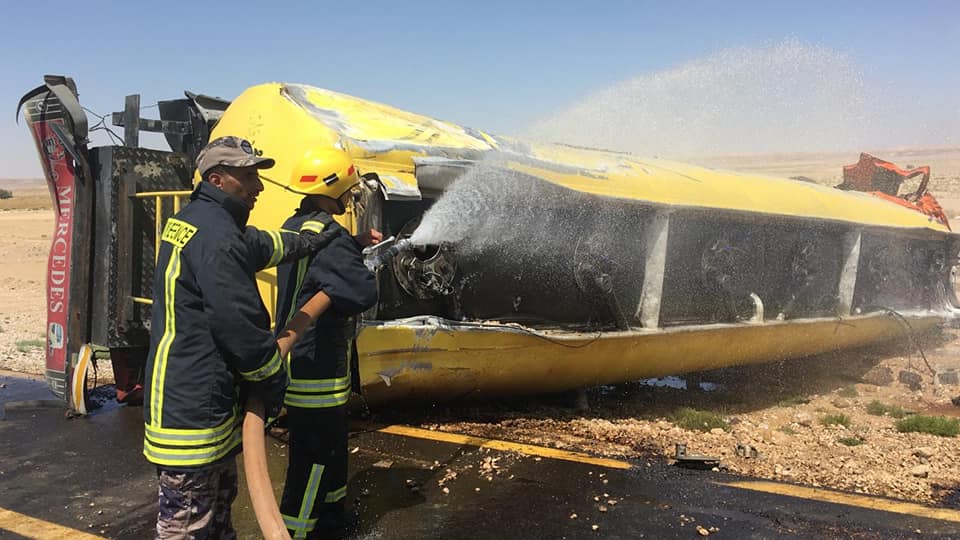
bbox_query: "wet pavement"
[2,373,960,539]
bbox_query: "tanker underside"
[350,168,960,401]
[366,171,958,332]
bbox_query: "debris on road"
[674,443,721,470]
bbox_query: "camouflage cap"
[196,136,275,176]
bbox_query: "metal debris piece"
[674,443,721,470]
[697,525,710,536]
[936,369,959,385]
[592,525,599,531]
[373,460,393,469]
[350,446,360,454]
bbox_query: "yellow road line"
[377,424,632,470]
[0,507,106,540]
[722,480,960,523]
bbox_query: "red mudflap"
[20,91,91,401]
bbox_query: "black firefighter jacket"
[143,181,329,469]
[275,209,378,409]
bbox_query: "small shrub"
[669,407,729,432]
[837,386,859,398]
[778,395,811,407]
[779,426,797,435]
[837,437,863,446]
[895,415,960,437]
[820,414,851,428]
[865,400,907,419]
[15,339,44,353]
[0,189,12,200]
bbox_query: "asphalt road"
[1,374,959,539]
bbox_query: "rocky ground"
[3,148,960,507]
[407,331,960,506]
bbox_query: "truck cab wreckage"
[18,75,960,413]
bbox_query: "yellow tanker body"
[23,74,958,412]
[201,83,960,402]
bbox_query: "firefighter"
[143,136,341,539]
[275,148,380,539]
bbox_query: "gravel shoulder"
[411,331,960,505]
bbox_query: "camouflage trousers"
[156,460,238,540]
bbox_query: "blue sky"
[2,0,958,177]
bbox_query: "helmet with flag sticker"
[289,147,360,202]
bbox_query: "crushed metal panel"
[377,172,422,201]
[413,156,475,192]
[356,313,946,403]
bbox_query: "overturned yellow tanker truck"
[18,75,960,413]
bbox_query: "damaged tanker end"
[18,76,960,412]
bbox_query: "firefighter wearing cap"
[144,136,341,539]
[274,148,381,539]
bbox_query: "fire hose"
[243,291,332,540]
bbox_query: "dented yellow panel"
[357,314,942,402]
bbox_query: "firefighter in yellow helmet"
[274,148,381,538]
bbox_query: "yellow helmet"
[289,147,360,199]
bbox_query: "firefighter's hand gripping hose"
[363,236,412,271]
[243,291,333,540]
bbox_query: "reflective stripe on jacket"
[274,209,377,408]
[143,182,327,469]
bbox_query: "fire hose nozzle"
[364,236,413,271]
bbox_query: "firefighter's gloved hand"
[249,369,288,419]
[300,211,342,252]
